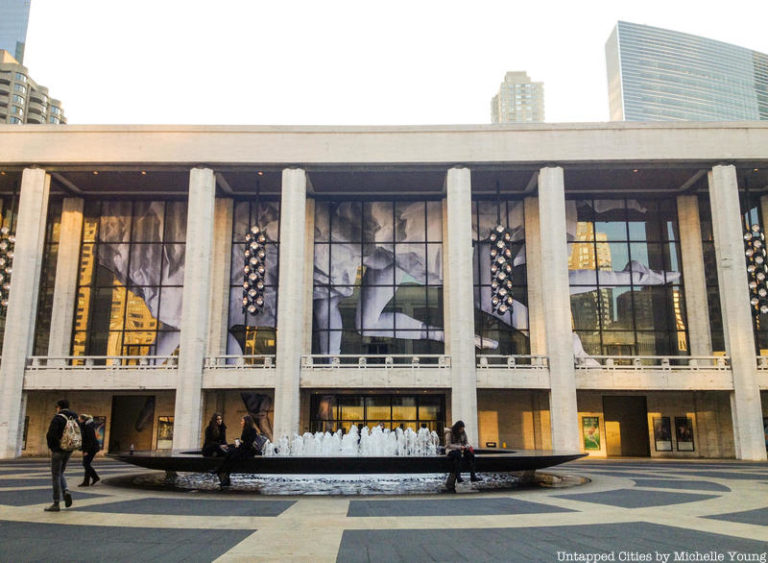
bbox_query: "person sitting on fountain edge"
[202,412,229,457]
[217,415,261,487]
[444,420,481,489]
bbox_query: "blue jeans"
[51,450,72,502]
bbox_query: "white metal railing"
[476,355,549,369]
[574,355,730,370]
[204,355,276,368]
[26,355,179,369]
[301,354,450,368]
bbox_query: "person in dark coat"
[77,414,100,487]
[202,412,228,457]
[217,415,259,487]
[444,420,481,491]
[45,399,78,512]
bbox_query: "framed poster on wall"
[653,417,672,451]
[675,417,695,451]
[92,416,106,451]
[582,416,600,451]
[763,417,768,450]
[157,416,174,449]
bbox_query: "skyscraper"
[606,21,768,121]
[490,71,544,123]
[0,0,31,64]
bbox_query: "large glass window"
[0,194,18,351]
[312,200,443,356]
[227,200,280,355]
[72,200,187,360]
[472,199,529,354]
[698,195,725,353]
[33,200,62,355]
[310,393,445,434]
[739,192,768,353]
[568,198,687,356]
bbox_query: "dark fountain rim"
[110,449,586,474]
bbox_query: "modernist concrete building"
[606,21,768,122]
[0,50,66,125]
[490,72,544,123]
[0,123,766,461]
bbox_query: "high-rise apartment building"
[0,50,65,124]
[490,71,544,123]
[606,21,768,121]
[0,0,31,64]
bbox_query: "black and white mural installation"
[227,201,280,355]
[75,201,187,358]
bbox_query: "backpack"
[58,413,82,451]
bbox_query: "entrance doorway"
[602,395,650,457]
[109,395,155,453]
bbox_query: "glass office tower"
[606,21,768,121]
[0,0,31,64]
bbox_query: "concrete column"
[274,169,308,439]
[206,198,233,357]
[538,167,580,452]
[708,165,767,460]
[0,168,50,458]
[677,195,712,357]
[524,196,546,356]
[444,167,478,445]
[172,168,216,450]
[47,198,84,358]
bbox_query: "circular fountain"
[111,425,586,494]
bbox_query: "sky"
[21,0,768,126]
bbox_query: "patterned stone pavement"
[0,458,766,562]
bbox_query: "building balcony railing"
[574,355,730,370]
[26,355,179,369]
[204,355,275,368]
[301,354,451,368]
[476,355,549,369]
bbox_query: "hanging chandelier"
[0,226,15,313]
[744,223,768,315]
[242,225,267,315]
[489,224,515,315]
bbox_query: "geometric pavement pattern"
[0,458,766,561]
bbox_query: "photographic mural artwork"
[675,417,695,451]
[71,197,685,362]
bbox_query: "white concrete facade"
[0,124,767,460]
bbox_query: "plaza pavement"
[0,457,765,562]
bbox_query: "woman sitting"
[444,420,482,490]
[217,415,259,487]
[202,412,228,457]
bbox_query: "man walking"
[45,399,78,512]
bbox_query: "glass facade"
[227,200,280,356]
[33,199,62,355]
[568,198,687,357]
[72,200,187,361]
[606,21,768,121]
[472,199,529,354]
[698,195,725,353]
[0,0,30,63]
[312,200,443,358]
[0,193,18,351]
[310,393,445,434]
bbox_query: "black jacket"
[204,423,227,448]
[80,419,100,453]
[239,425,258,455]
[46,408,78,452]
